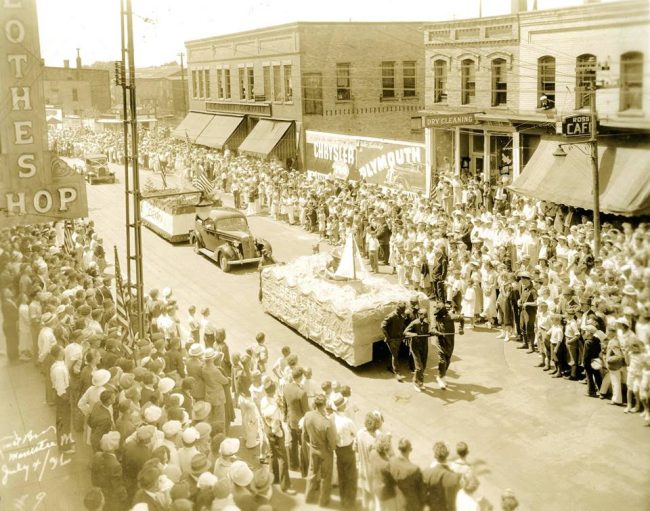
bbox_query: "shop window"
[575,54,596,109]
[284,64,293,102]
[247,68,254,100]
[537,56,555,109]
[433,59,447,103]
[223,68,231,99]
[620,51,643,111]
[273,65,282,101]
[263,66,270,100]
[336,63,351,101]
[491,58,507,106]
[381,61,395,99]
[403,61,416,98]
[461,59,475,105]
[303,72,323,115]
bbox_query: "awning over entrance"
[195,115,245,150]
[238,119,293,158]
[509,139,650,216]
[172,112,214,142]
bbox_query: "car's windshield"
[87,158,106,165]
[217,217,249,232]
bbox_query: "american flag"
[113,246,134,354]
[63,222,75,254]
[192,172,215,195]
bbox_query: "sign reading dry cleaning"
[1,0,88,227]
[422,113,477,128]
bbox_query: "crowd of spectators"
[4,126,642,510]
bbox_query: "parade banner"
[305,130,426,194]
[0,0,87,227]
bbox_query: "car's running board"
[198,248,216,260]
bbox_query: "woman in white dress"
[18,294,32,359]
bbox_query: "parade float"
[140,185,220,243]
[260,235,426,366]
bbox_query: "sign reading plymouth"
[0,0,87,227]
[306,131,426,194]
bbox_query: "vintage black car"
[189,207,271,272]
[83,153,116,184]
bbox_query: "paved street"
[1,164,648,511]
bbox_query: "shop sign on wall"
[1,0,88,227]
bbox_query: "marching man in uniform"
[404,308,432,392]
[381,303,407,381]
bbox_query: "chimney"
[76,48,82,69]
[63,59,70,68]
[511,0,527,14]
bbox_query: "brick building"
[179,22,426,174]
[132,64,188,120]
[43,52,111,117]
[421,0,650,207]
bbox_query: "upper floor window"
[284,64,293,102]
[575,54,596,109]
[433,60,447,103]
[538,56,555,109]
[72,88,78,102]
[223,68,231,99]
[263,66,271,100]
[403,61,416,98]
[491,58,507,106]
[204,70,211,99]
[247,67,254,100]
[238,68,245,100]
[198,69,205,98]
[620,51,643,111]
[381,61,396,99]
[336,63,351,101]
[191,70,198,99]
[303,72,323,115]
[273,65,282,101]
[216,69,223,99]
[461,59,475,105]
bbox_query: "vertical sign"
[1,0,87,227]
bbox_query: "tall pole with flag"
[113,246,134,354]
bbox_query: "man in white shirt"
[50,345,74,453]
[330,393,357,510]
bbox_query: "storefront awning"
[509,139,650,216]
[172,112,214,142]
[238,119,292,158]
[194,115,245,150]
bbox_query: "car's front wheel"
[218,253,231,273]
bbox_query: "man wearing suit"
[375,216,392,265]
[422,442,461,511]
[581,324,602,397]
[303,394,337,507]
[123,425,155,501]
[201,349,229,429]
[518,272,538,353]
[381,303,407,381]
[132,465,166,511]
[389,438,424,511]
[88,390,116,452]
[283,366,310,476]
[90,431,128,511]
[186,344,206,401]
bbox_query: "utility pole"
[117,0,145,338]
[588,83,601,258]
[178,51,187,116]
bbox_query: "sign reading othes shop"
[0,0,87,227]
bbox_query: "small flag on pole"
[63,222,75,254]
[113,246,134,354]
[192,172,215,195]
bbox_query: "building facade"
[133,65,188,120]
[43,54,111,117]
[182,22,425,169]
[422,0,650,193]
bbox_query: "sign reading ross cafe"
[0,0,87,227]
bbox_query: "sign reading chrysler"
[306,131,426,194]
[1,0,87,227]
